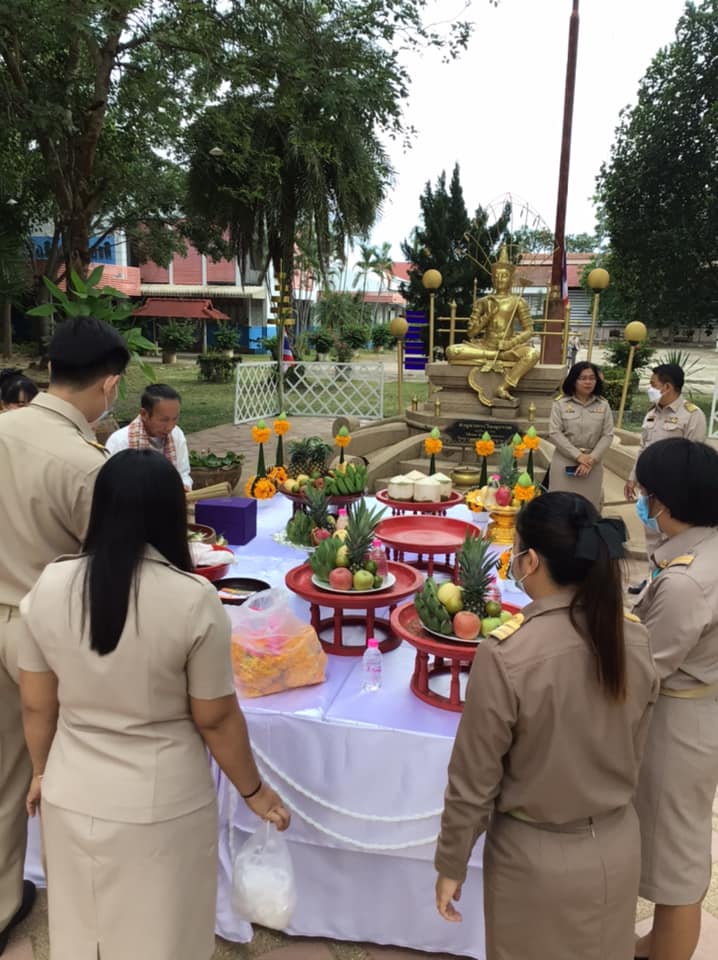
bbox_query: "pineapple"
[459,531,498,616]
[345,500,386,572]
[497,443,518,489]
[287,437,333,478]
[303,484,331,531]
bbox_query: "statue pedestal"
[427,361,563,419]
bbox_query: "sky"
[368,0,690,263]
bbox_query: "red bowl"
[194,561,232,582]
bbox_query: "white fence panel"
[234,362,280,424]
[282,361,384,419]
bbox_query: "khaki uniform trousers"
[0,605,32,930]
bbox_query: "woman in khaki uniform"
[18,450,289,960]
[434,492,659,960]
[632,439,718,960]
[548,362,614,510]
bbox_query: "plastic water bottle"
[362,638,383,692]
[369,538,389,579]
[336,508,349,531]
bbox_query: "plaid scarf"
[126,415,178,467]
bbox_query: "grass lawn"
[114,358,431,433]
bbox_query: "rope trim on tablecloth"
[250,741,442,822]
[228,771,439,853]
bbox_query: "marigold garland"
[252,426,271,444]
[268,465,287,484]
[522,434,539,450]
[475,439,494,458]
[424,437,443,455]
[513,483,536,503]
[512,443,527,459]
[245,476,277,500]
[274,418,290,436]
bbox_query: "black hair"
[652,363,684,392]
[82,449,192,655]
[635,438,718,526]
[48,317,130,389]
[516,491,626,701]
[0,368,38,406]
[141,382,181,413]
[561,361,604,398]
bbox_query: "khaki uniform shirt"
[634,526,718,689]
[629,395,707,482]
[548,394,614,463]
[0,393,106,608]
[18,548,235,824]
[435,592,658,883]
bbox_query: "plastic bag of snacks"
[231,588,327,698]
[232,821,296,928]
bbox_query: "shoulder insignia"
[684,402,698,412]
[490,612,525,643]
[84,439,107,453]
[658,554,695,570]
[623,609,641,623]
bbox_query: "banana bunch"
[414,578,453,636]
[309,536,340,581]
[325,462,368,495]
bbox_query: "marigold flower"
[512,483,536,503]
[424,437,443,455]
[335,434,351,448]
[274,418,290,436]
[465,489,485,513]
[245,476,277,500]
[252,426,271,444]
[512,443,527,459]
[268,465,287,484]
[522,434,540,450]
[497,548,512,580]
[475,439,495,458]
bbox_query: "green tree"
[0,0,218,281]
[596,0,718,332]
[352,243,378,321]
[371,241,394,322]
[401,163,511,323]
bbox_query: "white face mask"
[508,549,529,589]
[646,385,663,404]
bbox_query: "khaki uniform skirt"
[635,693,718,905]
[548,449,604,511]
[42,799,219,960]
[484,806,639,960]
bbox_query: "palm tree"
[370,241,394,323]
[352,243,377,320]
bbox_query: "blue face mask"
[636,494,662,533]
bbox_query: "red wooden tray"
[279,488,364,513]
[375,489,464,513]
[374,515,477,554]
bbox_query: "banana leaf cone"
[479,456,488,488]
[429,453,436,474]
[275,434,284,469]
[339,446,345,465]
[527,449,534,481]
[251,443,268,495]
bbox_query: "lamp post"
[421,269,442,363]
[389,315,409,415]
[616,321,647,430]
[586,267,609,361]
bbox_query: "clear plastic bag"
[231,821,297,929]
[230,588,327,698]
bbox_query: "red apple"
[313,477,325,490]
[494,485,513,507]
[328,567,353,590]
[453,611,481,641]
[311,527,331,546]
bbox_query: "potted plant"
[158,319,196,364]
[308,329,334,359]
[189,450,244,491]
[214,322,239,357]
[370,324,394,353]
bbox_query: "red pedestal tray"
[285,560,423,656]
[374,515,478,579]
[375,489,464,517]
[390,601,520,712]
[280,488,364,517]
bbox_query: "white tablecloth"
[26,494,527,959]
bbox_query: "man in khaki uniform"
[624,362,707,592]
[0,317,129,950]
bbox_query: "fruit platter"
[278,436,367,513]
[308,499,388,592]
[412,529,512,642]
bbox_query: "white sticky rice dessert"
[413,476,442,502]
[430,472,453,501]
[387,475,415,501]
[405,469,427,483]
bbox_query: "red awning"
[133,298,230,321]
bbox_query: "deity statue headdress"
[490,244,516,283]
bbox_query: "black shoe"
[0,881,36,955]
[627,580,647,595]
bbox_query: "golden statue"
[446,245,538,407]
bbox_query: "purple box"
[195,497,257,546]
